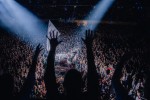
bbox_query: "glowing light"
[73,0,115,49]
[0,0,46,45]
[85,0,115,30]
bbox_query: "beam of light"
[73,0,115,49]
[85,0,115,30]
[0,0,49,45]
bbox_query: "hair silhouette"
[63,69,83,97]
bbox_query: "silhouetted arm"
[112,53,134,100]
[82,30,99,99]
[144,70,150,100]
[19,44,43,100]
[44,31,62,99]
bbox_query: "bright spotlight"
[0,0,47,45]
[74,0,115,48]
[85,0,115,30]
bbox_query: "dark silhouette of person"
[63,69,83,100]
[112,53,134,100]
[145,72,150,100]
[44,30,99,100]
[0,44,43,100]
[0,74,14,100]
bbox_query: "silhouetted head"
[63,69,83,96]
[0,74,14,99]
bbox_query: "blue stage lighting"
[0,0,47,45]
[85,0,115,30]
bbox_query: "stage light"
[85,0,115,30]
[0,0,47,45]
[0,0,59,48]
[73,0,115,49]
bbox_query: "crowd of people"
[0,23,150,100]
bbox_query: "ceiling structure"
[15,0,149,23]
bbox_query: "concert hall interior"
[0,0,149,100]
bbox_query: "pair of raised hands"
[46,29,96,49]
[35,29,96,53]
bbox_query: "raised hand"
[35,44,43,55]
[19,44,43,100]
[45,30,61,99]
[112,51,135,100]
[82,29,95,46]
[46,30,62,49]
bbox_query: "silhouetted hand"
[46,30,62,49]
[82,30,95,47]
[19,44,43,100]
[35,44,43,55]
[112,51,135,100]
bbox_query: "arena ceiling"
[15,0,149,23]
